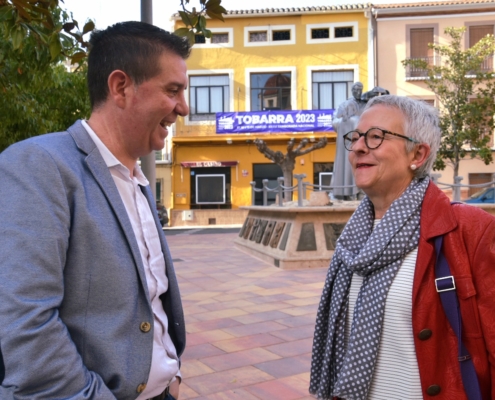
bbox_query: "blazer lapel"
[67,121,150,296]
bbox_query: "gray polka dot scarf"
[310,177,430,400]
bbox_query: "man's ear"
[411,142,431,169]
[107,70,133,109]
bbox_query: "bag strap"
[434,235,482,400]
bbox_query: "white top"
[344,219,423,399]
[83,121,179,399]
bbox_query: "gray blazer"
[0,121,185,399]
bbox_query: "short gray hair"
[363,95,441,178]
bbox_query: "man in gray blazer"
[0,21,190,400]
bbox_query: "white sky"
[62,0,440,32]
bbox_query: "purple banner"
[216,110,335,134]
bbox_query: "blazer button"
[136,383,147,393]
[140,322,151,333]
[418,329,432,340]
[426,384,441,396]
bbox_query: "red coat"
[413,183,495,399]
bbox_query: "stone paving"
[165,229,328,400]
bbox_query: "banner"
[216,110,335,134]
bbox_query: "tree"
[254,137,328,201]
[174,0,227,44]
[0,0,225,151]
[402,27,495,181]
[0,1,91,151]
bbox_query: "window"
[190,167,231,209]
[468,24,494,72]
[189,75,229,121]
[335,26,353,38]
[192,28,233,48]
[405,25,437,79]
[244,25,295,47]
[313,163,334,191]
[250,72,291,111]
[194,35,206,44]
[307,22,358,44]
[312,70,354,110]
[196,174,225,204]
[410,28,433,60]
[249,31,267,42]
[312,28,329,39]
[211,33,229,43]
[155,179,163,203]
[253,164,283,206]
[273,30,291,41]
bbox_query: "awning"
[180,161,238,168]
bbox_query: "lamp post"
[140,0,157,199]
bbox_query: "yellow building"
[373,0,495,197]
[168,5,372,226]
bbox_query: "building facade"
[373,0,495,197]
[169,5,373,226]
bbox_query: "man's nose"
[175,92,189,117]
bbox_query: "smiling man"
[0,22,190,400]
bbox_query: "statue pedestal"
[234,204,356,269]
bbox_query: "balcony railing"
[405,56,438,79]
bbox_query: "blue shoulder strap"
[434,235,482,400]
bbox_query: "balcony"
[405,56,437,80]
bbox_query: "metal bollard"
[453,176,463,202]
[294,174,306,207]
[277,177,284,206]
[250,181,256,205]
[262,179,269,206]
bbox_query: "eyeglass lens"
[346,128,385,150]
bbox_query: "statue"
[331,81,366,200]
[254,137,327,201]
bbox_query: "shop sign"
[216,110,335,134]
[180,161,238,168]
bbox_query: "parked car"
[464,187,495,204]
[156,202,169,226]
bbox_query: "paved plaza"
[165,228,328,400]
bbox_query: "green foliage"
[402,27,495,180]
[175,0,227,44]
[0,0,91,152]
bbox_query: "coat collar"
[419,181,458,241]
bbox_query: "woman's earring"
[410,164,417,171]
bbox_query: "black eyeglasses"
[343,127,420,151]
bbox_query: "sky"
[61,0,440,32]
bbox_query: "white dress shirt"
[82,121,179,399]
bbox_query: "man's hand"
[169,378,180,400]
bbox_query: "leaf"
[70,51,86,64]
[205,0,221,8]
[62,21,74,32]
[179,11,191,27]
[174,27,190,38]
[206,9,224,22]
[11,27,24,50]
[49,34,62,60]
[186,30,195,45]
[198,15,206,31]
[82,20,94,35]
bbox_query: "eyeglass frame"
[343,127,421,151]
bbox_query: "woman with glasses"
[310,95,495,400]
